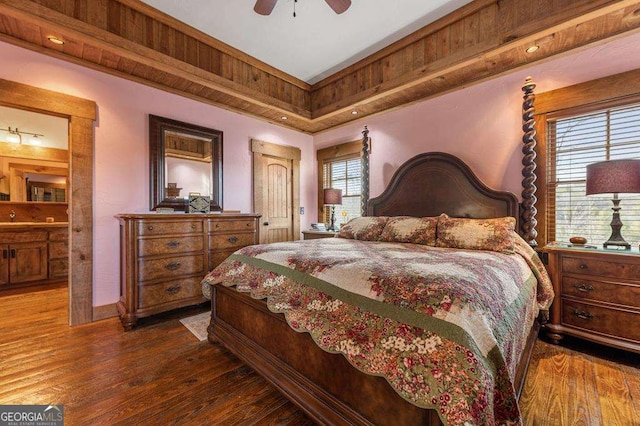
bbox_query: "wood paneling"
[1,1,639,133]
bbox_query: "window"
[546,102,640,245]
[316,141,363,226]
[322,156,362,224]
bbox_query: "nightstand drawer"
[562,256,640,280]
[138,236,203,257]
[562,299,640,342]
[138,254,204,282]
[138,277,204,309]
[137,220,202,236]
[562,276,640,307]
[209,233,256,250]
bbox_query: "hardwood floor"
[0,286,638,425]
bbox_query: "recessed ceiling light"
[280,116,288,120]
[351,111,358,115]
[47,36,65,45]
[526,45,539,53]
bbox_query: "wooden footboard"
[209,284,540,425]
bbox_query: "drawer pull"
[166,285,181,294]
[166,241,181,249]
[574,284,594,293]
[165,262,181,271]
[148,226,154,231]
[579,264,588,270]
[572,310,594,320]
[10,249,15,259]
[191,224,196,229]
[215,224,220,228]
[227,236,238,244]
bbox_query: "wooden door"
[9,242,48,283]
[260,156,292,243]
[251,139,301,244]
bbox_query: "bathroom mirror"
[149,114,222,211]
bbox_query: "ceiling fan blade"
[325,0,351,14]
[254,0,278,15]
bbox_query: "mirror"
[149,115,223,211]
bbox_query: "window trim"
[316,140,361,222]
[534,67,640,245]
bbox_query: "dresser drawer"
[562,276,640,307]
[209,250,236,270]
[209,220,256,232]
[137,220,202,236]
[562,299,640,342]
[138,277,204,309]
[209,233,256,250]
[49,241,68,259]
[562,256,640,281]
[137,236,203,257]
[138,254,204,282]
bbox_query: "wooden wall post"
[521,77,538,247]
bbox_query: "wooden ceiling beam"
[0,0,639,134]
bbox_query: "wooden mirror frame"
[149,114,223,211]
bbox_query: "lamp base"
[327,206,339,231]
[603,239,631,250]
[603,195,630,250]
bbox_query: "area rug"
[179,312,210,341]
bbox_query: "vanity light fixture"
[1,127,45,145]
[526,45,539,53]
[47,36,65,45]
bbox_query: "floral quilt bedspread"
[201,236,553,426]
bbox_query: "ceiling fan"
[254,0,352,16]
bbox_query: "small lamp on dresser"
[586,159,640,250]
[323,188,342,231]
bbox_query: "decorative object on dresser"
[0,223,68,290]
[115,213,260,330]
[542,243,640,354]
[323,188,342,231]
[586,159,640,250]
[188,193,211,214]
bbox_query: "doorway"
[0,78,96,325]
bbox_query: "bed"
[201,152,553,425]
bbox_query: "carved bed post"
[521,77,538,247]
[361,126,370,216]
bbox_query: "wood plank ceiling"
[0,0,639,134]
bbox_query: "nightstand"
[302,230,337,240]
[542,242,640,353]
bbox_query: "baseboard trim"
[93,303,118,321]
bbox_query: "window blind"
[546,102,640,245]
[322,157,362,225]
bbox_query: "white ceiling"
[141,0,473,84]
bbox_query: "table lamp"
[586,159,640,250]
[323,188,342,231]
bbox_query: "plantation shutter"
[546,102,640,246]
[322,157,362,225]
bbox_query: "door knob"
[263,221,269,226]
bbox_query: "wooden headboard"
[367,152,520,232]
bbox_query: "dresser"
[116,213,260,330]
[542,243,640,353]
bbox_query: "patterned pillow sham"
[336,216,389,241]
[379,216,438,246]
[435,214,516,254]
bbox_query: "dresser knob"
[215,224,220,228]
[191,224,196,229]
[228,236,238,244]
[579,264,588,270]
[574,284,594,292]
[148,226,154,231]
[165,262,181,271]
[572,310,594,320]
[166,285,181,294]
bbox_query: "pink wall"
[0,41,315,307]
[315,31,640,210]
